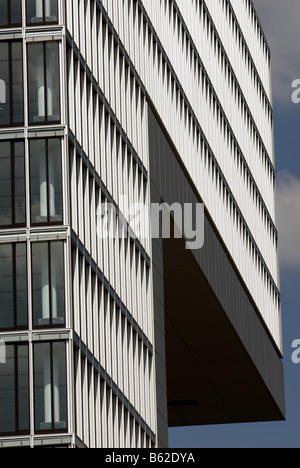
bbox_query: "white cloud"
[253,0,300,107]
[276,171,300,270]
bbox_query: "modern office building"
[0,0,285,449]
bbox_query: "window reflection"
[30,138,63,225]
[34,342,68,432]
[0,345,16,434]
[28,42,60,124]
[32,241,65,328]
[0,43,10,126]
[27,0,58,25]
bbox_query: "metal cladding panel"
[135,0,281,348]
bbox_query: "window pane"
[27,0,58,25]
[0,42,10,126]
[30,139,48,224]
[46,42,60,122]
[0,245,13,329]
[28,42,60,124]
[0,345,15,434]
[0,41,23,126]
[50,242,65,325]
[16,244,28,328]
[26,0,36,24]
[14,141,26,224]
[0,0,22,26]
[46,0,58,23]
[10,0,22,24]
[48,139,62,222]
[0,141,25,227]
[0,1,8,26]
[32,242,65,327]
[53,342,67,430]
[28,43,45,123]
[32,242,50,327]
[17,345,29,432]
[0,244,27,330]
[0,142,12,226]
[34,342,52,431]
[34,342,68,432]
[12,42,24,124]
[30,139,62,225]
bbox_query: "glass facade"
[0,0,69,448]
[32,241,65,328]
[0,141,26,228]
[0,344,30,435]
[30,138,63,225]
[28,42,61,125]
[0,41,24,127]
[0,243,27,330]
[34,341,68,432]
[0,0,22,28]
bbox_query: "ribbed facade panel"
[138,0,277,280]
[65,0,157,444]
[174,0,275,186]
[229,0,272,99]
[204,0,273,156]
[93,0,280,345]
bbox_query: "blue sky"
[170,0,300,448]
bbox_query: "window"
[0,0,22,28]
[34,341,68,432]
[27,42,60,124]
[0,344,29,436]
[0,140,26,227]
[0,41,24,127]
[32,241,65,328]
[0,243,27,330]
[26,0,58,25]
[30,138,63,225]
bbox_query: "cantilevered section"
[149,107,285,432]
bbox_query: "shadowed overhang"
[163,232,285,426]
[148,105,285,428]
